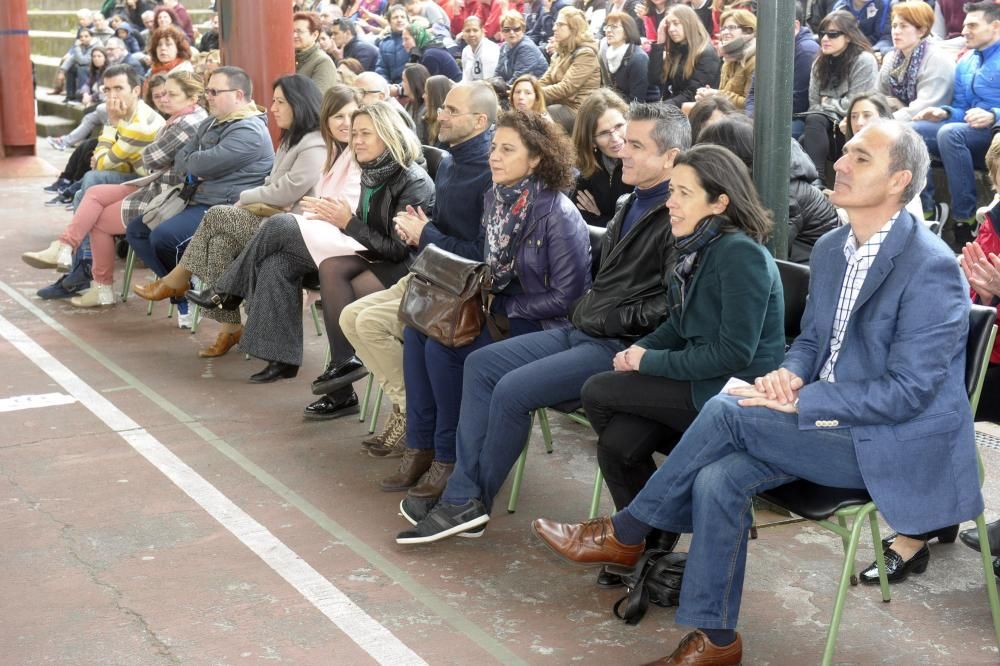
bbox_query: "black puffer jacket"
[570,193,673,340]
[344,162,436,286]
[787,141,839,264]
[574,159,630,228]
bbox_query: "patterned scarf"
[486,175,541,291]
[667,215,725,314]
[888,38,929,105]
[358,149,402,188]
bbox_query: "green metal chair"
[756,305,1000,665]
[358,373,385,435]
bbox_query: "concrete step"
[31,54,61,89]
[29,29,76,59]
[35,114,76,138]
[28,0,214,9]
[28,10,80,33]
[35,87,88,123]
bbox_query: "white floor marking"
[0,312,427,666]
[0,392,76,413]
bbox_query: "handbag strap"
[479,271,513,342]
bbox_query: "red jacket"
[972,209,1000,363]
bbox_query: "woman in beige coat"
[538,7,602,111]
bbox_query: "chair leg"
[190,303,201,333]
[368,386,383,434]
[749,501,758,540]
[537,408,553,454]
[835,514,855,585]
[588,467,603,519]
[508,412,534,513]
[867,512,891,602]
[822,504,877,666]
[976,513,1000,651]
[359,374,374,423]
[146,298,154,316]
[310,300,323,336]
[167,302,175,318]
[121,248,135,302]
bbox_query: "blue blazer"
[783,210,983,534]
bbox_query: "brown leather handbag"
[398,244,492,348]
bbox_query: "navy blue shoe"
[43,177,70,193]
[37,276,83,300]
[62,259,92,292]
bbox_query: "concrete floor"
[2,144,1000,665]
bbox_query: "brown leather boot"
[198,329,242,358]
[379,447,433,492]
[406,461,455,499]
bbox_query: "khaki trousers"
[340,274,408,409]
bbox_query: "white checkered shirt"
[818,215,898,382]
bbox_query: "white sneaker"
[70,282,115,308]
[22,240,72,270]
[177,312,194,329]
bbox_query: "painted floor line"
[0,311,427,666]
[0,392,76,413]
[0,281,524,665]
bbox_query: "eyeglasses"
[719,24,743,33]
[437,106,481,118]
[819,30,845,39]
[594,123,626,141]
[292,29,312,36]
[603,23,623,31]
[355,88,384,96]
[501,25,523,33]
[205,88,238,97]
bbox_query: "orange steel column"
[218,0,295,146]
[0,0,37,156]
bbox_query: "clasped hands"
[394,205,429,247]
[301,195,353,229]
[727,368,803,414]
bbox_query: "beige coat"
[539,45,602,110]
[719,48,755,109]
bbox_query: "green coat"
[636,230,786,409]
[295,44,339,94]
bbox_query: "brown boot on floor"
[407,461,455,499]
[362,403,401,450]
[641,630,742,665]
[367,406,407,458]
[198,329,242,358]
[380,447,433,492]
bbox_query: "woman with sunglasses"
[570,89,631,227]
[495,10,549,84]
[538,7,602,111]
[799,11,878,186]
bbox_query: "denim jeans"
[125,205,210,277]
[404,318,542,463]
[71,169,135,211]
[912,120,992,220]
[626,394,865,630]
[441,327,626,511]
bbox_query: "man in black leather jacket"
[396,103,691,544]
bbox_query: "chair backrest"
[776,259,810,344]
[421,145,447,181]
[588,225,606,280]
[966,304,997,408]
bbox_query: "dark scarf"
[359,149,402,188]
[667,215,725,314]
[888,38,929,104]
[486,175,542,291]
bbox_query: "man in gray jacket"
[125,66,274,294]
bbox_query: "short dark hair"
[273,74,322,148]
[103,63,142,89]
[688,94,737,142]
[696,115,755,169]
[212,66,253,97]
[966,1,1000,22]
[795,2,805,24]
[627,101,692,154]
[331,17,357,36]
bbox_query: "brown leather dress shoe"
[642,630,742,665]
[532,516,644,567]
[198,329,242,358]
[407,461,454,499]
[380,448,434,492]
[133,279,188,302]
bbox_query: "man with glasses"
[293,11,339,93]
[331,18,382,72]
[461,16,500,82]
[352,72,412,126]
[494,10,548,83]
[335,83,498,447]
[395,103,690,544]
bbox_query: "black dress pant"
[581,371,699,510]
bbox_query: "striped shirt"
[94,100,166,175]
[819,214,898,382]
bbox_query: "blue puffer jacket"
[495,37,549,83]
[485,187,593,329]
[945,40,1000,122]
[377,31,408,83]
[173,112,275,206]
[415,46,462,82]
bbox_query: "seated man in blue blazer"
[532,120,984,666]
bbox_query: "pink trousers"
[59,183,134,285]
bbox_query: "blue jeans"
[72,169,135,211]
[912,120,991,219]
[404,318,542,463]
[441,327,626,510]
[627,395,865,630]
[125,204,210,277]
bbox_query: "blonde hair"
[663,5,712,82]
[352,101,422,167]
[554,7,596,56]
[988,135,1000,188]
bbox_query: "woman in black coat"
[570,89,631,227]
[600,12,658,102]
[648,4,720,108]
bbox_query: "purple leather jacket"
[484,188,593,330]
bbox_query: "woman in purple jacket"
[381,110,592,503]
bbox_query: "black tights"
[317,255,384,365]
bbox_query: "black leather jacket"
[569,192,674,341]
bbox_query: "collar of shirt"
[842,213,898,266]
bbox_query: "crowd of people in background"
[23,0,1000,663]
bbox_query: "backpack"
[611,549,687,625]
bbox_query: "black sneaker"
[43,177,70,192]
[395,499,489,544]
[399,496,436,525]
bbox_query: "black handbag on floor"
[612,549,687,625]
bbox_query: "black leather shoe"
[249,361,298,384]
[186,287,242,311]
[859,544,930,584]
[311,355,368,395]
[882,524,959,549]
[960,519,1000,556]
[303,392,360,420]
[596,566,625,588]
[648,530,681,552]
